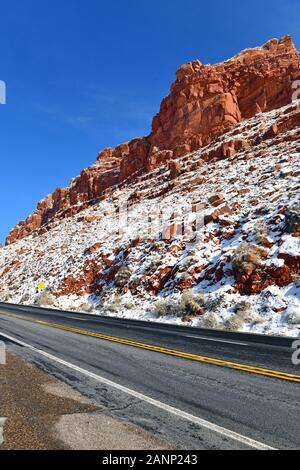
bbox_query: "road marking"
[0,331,275,450]
[0,309,300,383]
[184,334,248,346]
[66,317,87,321]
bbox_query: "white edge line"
[65,317,88,321]
[184,335,248,346]
[0,331,276,451]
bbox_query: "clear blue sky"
[0,0,299,243]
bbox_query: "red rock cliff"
[6,35,300,245]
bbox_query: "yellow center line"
[0,309,299,383]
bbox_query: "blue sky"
[0,0,299,243]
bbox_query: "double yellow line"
[1,309,300,383]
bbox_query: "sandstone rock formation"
[6,35,300,245]
[1,85,299,335]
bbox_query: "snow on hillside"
[0,102,299,336]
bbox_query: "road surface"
[0,301,299,450]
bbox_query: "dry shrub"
[115,266,132,288]
[204,294,226,312]
[253,221,268,244]
[147,254,161,273]
[284,206,300,233]
[154,299,181,318]
[154,290,204,318]
[285,306,300,325]
[179,290,204,315]
[181,255,199,269]
[20,293,30,304]
[78,302,93,313]
[232,243,269,276]
[201,312,221,329]
[104,294,123,313]
[225,300,252,331]
[1,291,12,302]
[35,289,55,307]
[123,301,134,310]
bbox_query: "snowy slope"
[0,101,299,336]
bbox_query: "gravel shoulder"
[0,352,171,450]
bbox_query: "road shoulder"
[0,351,171,450]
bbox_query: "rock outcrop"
[1,86,299,335]
[6,35,300,245]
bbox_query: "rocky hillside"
[1,36,300,336]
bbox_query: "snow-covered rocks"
[0,100,299,336]
[1,42,300,337]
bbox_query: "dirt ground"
[0,352,170,450]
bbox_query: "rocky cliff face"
[6,35,300,245]
[1,36,300,336]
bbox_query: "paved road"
[0,302,300,450]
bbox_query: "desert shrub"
[261,207,271,215]
[204,294,226,312]
[201,312,221,329]
[130,276,141,288]
[20,293,30,304]
[181,255,199,269]
[123,301,134,310]
[154,299,181,318]
[115,266,132,288]
[95,301,104,311]
[179,290,204,315]
[225,300,252,331]
[253,220,268,244]
[235,300,252,315]
[78,302,94,313]
[284,206,300,233]
[104,295,123,313]
[175,272,194,286]
[285,304,300,325]
[1,291,12,302]
[232,243,269,275]
[144,254,161,274]
[154,291,204,319]
[34,289,55,307]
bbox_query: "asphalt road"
[0,301,300,450]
